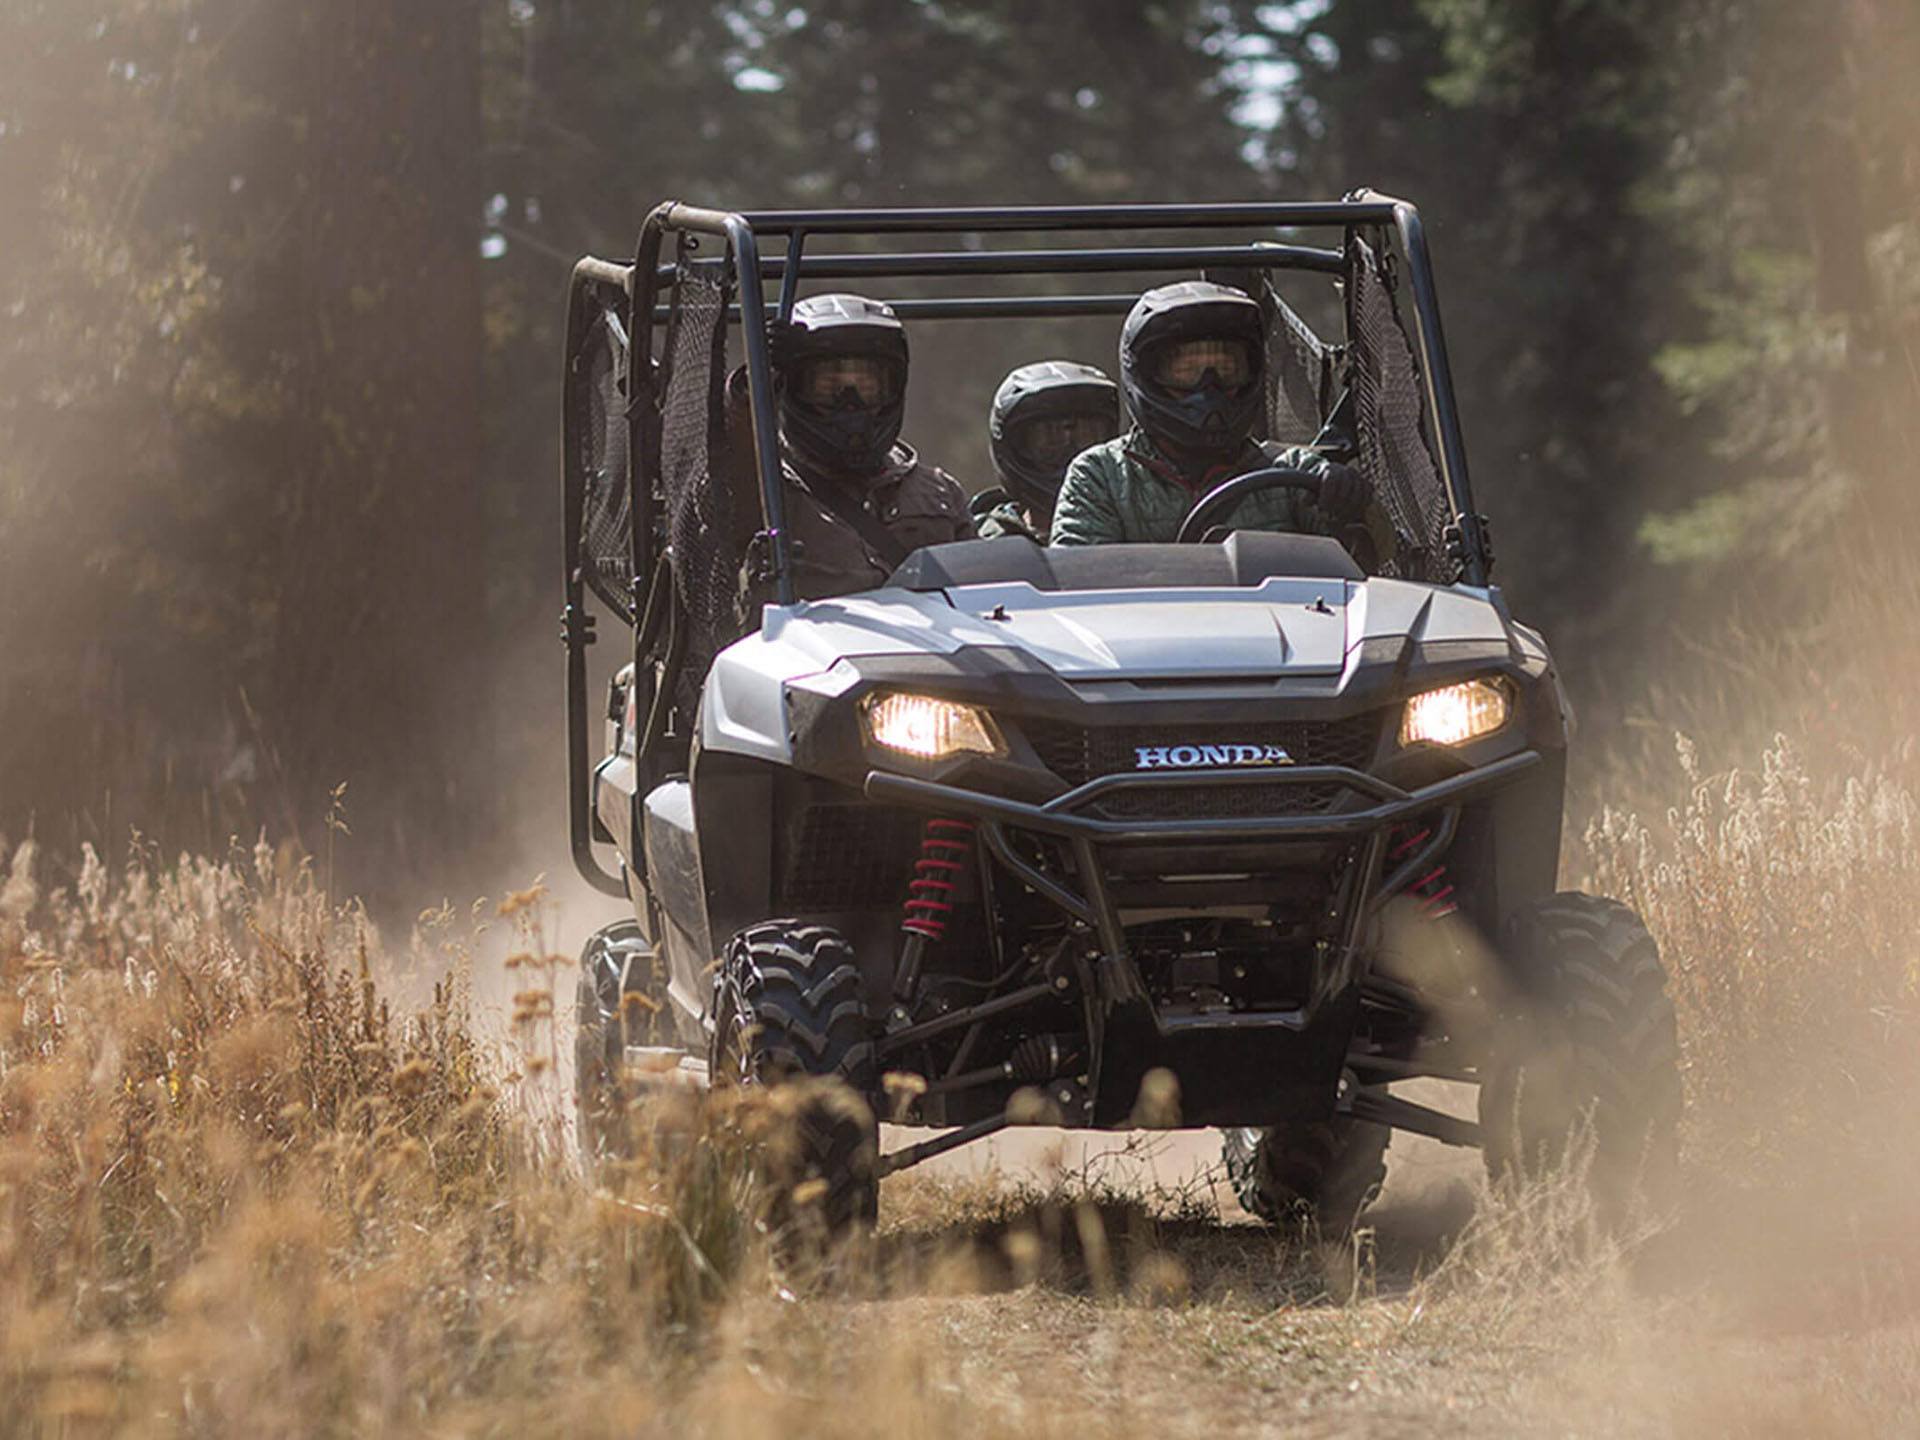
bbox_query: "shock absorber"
[893,817,975,1007]
[1389,825,1457,920]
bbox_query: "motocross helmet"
[1119,281,1266,457]
[988,360,1121,517]
[778,293,909,476]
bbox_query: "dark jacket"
[721,377,973,601]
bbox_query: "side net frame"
[1266,288,1332,447]
[1346,233,1457,584]
[656,255,743,720]
[570,301,637,623]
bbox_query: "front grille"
[1020,713,1382,820]
[1093,781,1352,821]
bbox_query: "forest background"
[3,0,1916,909]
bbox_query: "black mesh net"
[658,264,742,709]
[1266,290,1330,447]
[1204,264,1330,447]
[572,307,634,620]
[1348,236,1455,583]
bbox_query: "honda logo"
[1134,743,1294,770]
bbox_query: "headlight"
[862,692,1005,760]
[1400,677,1512,747]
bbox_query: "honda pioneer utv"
[562,196,1681,1235]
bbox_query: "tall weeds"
[1579,735,1920,1175]
[0,839,767,1437]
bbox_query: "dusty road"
[881,1080,1482,1215]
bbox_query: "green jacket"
[1050,427,1368,549]
[969,486,1047,543]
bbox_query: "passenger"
[724,292,971,599]
[970,361,1120,544]
[1050,281,1380,549]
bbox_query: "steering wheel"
[1174,466,1324,544]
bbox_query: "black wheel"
[711,921,879,1239]
[574,918,665,1161]
[1221,1118,1389,1232]
[1479,893,1681,1215]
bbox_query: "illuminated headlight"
[862,692,1005,760]
[1399,678,1512,747]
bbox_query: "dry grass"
[1582,734,1920,1178]
[7,707,1920,1435]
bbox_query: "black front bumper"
[865,750,1541,1127]
[866,748,1540,944]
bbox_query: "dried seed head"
[496,883,547,918]
[883,1071,928,1099]
[882,1069,928,1120]
[1006,1085,1059,1125]
[789,1177,829,1209]
[1129,1066,1182,1129]
[1002,1226,1043,1284]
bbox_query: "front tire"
[1222,1118,1389,1233]
[711,921,880,1240]
[1479,893,1681,1216]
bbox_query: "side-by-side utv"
[561,196,1680,1234]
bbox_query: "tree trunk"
[263,0,491,903]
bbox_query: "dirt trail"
[882,1080,1481,1218]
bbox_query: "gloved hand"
[1316,462,1370,522]
[730,316,797,403]
[766,317,797,377]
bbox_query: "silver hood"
[702,577,1525,762]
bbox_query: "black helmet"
[778,293,909,475]
[988,360,1120,516]
[1119,281,1265,457]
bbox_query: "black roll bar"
[657,294,1150,323]
[657,241,1346,287]
[730,200,1405,233]
[631,194,1488,604]
[561,257,633,898]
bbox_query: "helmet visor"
[1012,411,1113,469]
[1150,338,1255,392]
[796,354,902,408]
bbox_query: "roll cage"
[562,195,1490,895]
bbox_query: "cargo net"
[1203,264,1330,446]
[1266,289,1331,447]
[1348,236,1456,582]
[572,305,634,620]
[658,263,742,711]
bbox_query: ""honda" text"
[1133,743,1294,770]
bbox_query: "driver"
[971,360,1121,543]
[723,292,972,599]
[1049,281,1375,548]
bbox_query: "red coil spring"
[1389,826,1457,919]
[901,817,975,940]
